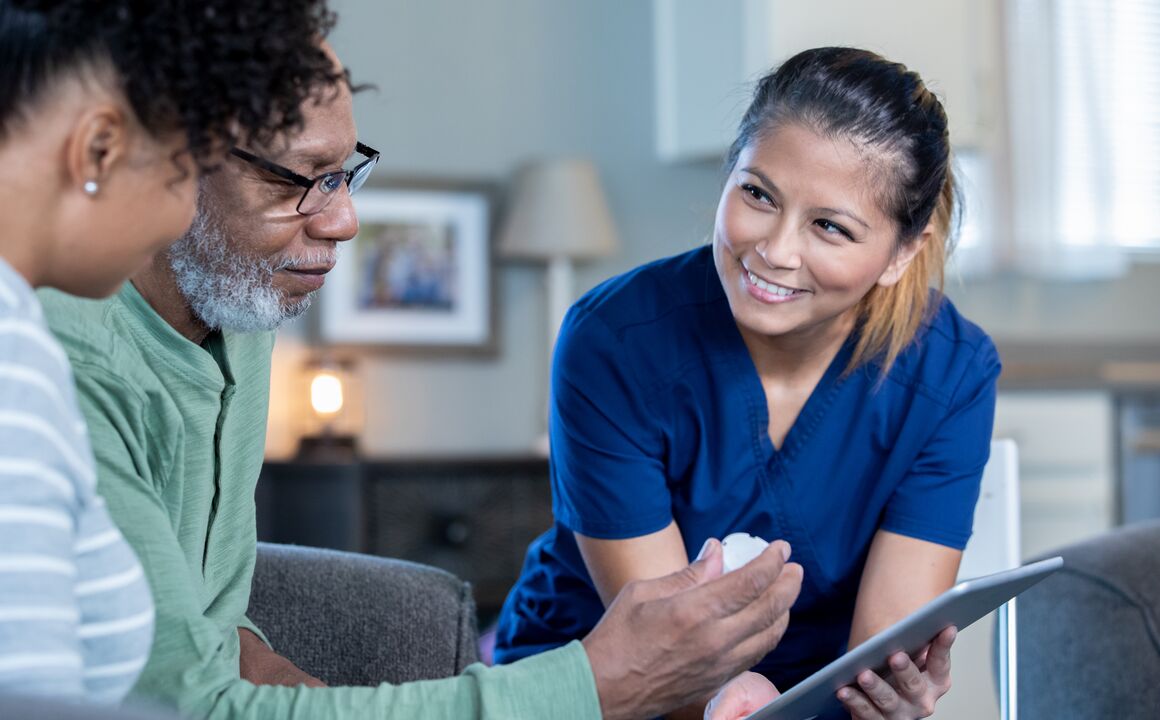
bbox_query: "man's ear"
[64,104,129,197]
[877,225,931,288]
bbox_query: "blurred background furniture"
[257,456,552,625]
[247,542,479,686]
[936,439,1022,720]
[1015,519,1160,719]
[257,462,365,552]
[361,457,551,623]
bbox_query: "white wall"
[266,0,1160,459]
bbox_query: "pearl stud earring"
[83,180,99,196]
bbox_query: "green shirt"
[39,283,601,720]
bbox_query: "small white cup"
[721,532,770,573]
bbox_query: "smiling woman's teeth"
[748,271,798,297]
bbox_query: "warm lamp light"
[310,371,345,417]
[297,358,361,462]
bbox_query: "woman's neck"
[0,195,53,288]
[739,310,857,384]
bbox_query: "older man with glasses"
[38,45,802,720]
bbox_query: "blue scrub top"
[495,246,1001,692]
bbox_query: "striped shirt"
[0,257,153,704]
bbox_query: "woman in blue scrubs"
[495,47,1000,720]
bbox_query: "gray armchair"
[1017,520,1160,719]
[247,542,480,686]
[1,543,479,719]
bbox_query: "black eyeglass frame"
[229,141,380,215]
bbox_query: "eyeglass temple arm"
[228,147,315,188]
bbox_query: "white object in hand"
[721,532,770,573]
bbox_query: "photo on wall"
[320,186,492,349]
[357,221,458,312]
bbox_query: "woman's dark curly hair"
[0,0,347,171]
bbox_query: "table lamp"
[499,159,619,352]
[498,159,620,452]
[296,358,361,462]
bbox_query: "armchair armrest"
[1017,520,1160,718]
[247,542,479,687]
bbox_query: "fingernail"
[838,689,851,701]
[779,541,791,561]
[696,538,715,561]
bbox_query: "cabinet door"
[653,1,755,161]
[760,0,995,148]
[993,390,1115,559]
[654,0,997,161]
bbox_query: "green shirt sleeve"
[70,361,602,720]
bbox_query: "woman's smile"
[743,264,810,304]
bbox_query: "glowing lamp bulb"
[310,371,344,416]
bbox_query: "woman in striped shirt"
[0,0,347,704]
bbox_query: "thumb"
[705,673,781,720]
[639,538,724,602]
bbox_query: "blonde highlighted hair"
[850,169,956,375]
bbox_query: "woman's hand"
[704,671,780,720]
[837,626,956,719]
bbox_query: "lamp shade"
[498,159,620,261]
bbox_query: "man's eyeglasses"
[229,142,380,215]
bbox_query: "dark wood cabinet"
[257,456,553,617]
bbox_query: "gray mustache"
[272,246,340,272]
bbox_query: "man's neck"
[131,254,212,345]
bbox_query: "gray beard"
[167,209,323,333]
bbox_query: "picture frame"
[320,184,493,350]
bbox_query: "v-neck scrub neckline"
[726,322,856,464]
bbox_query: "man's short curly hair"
[0,0,347,171]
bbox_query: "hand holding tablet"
[733,556,1063,720]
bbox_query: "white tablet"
[745,556,1064,720]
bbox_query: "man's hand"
[238,628,327,688]
[582,538,802,720]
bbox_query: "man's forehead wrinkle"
[267,135,357,175]
[250,85,358,173]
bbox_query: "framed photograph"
[321,186,492,349]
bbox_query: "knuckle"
[668,598,699,630]
[674,564,700,587]
[877,692,899,712]
[620,580,644,604]
[772,609,791,638]
[738,567,769,601]
[775,564,804,603]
